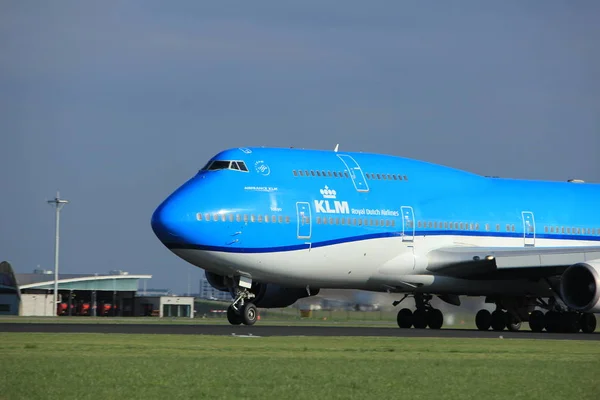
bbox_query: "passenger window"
[329,217,334,225]
[506,224,510,231]
[316,171,321,177]
[316,217,321,224]
[328,171,333,177]
[322,171,326,176]
[418,221,422,228]
[391,220,395,227]
[196,213,202,221]
[304,170,309,176]
[293,170,298,176]
[382,174,387,180]
[392,175,397,180]
[380,219,385,226]
[545,226,548,233]
[460,223,464,230]
[285,216,290,223]
[299,170,304,176]
[485,223,489,231]
[311,170,316,176]
[229,214,234,222]
[398,175,403,180]
[243,214,249,223]
[323,217,328,225]
[204,213,210,221]
[335,217,340,225]
[257,215,263,223]
[264,215,269,223]
[511,225,515,232]
[236,214,241,222]
[377,174,381,179]
[251,215,256,222]
[278,215,283,223]
[444,222,448,229]
[344,172,349,178]
[496,224,500,231]
[333,172,338,177]
[340,218,345,225]
[272,215,276,223]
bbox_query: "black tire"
[475,309,492,331]
[412,309,428,329]
[396,308,413,329]
[241,302,258,326]
[505,313,521,332]
[491,310,506,331]
[227,305,242,325]
[528,310,544,332]
[561,312,580,333]
[427,308,444,330]
[545,311,560,333]
[580,313,597,333]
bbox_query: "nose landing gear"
[226,276,258,326]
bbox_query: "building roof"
[15,273,152,291]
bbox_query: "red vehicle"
[98,303,112,316]
[57,303,68,315]
[78,303,90,316]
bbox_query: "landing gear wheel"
[580,313,597,333]
[396,308,413,329]
[528,310,544,332]
[491,310,506,331]
[545,311,559,333]
[475,310,492,331]
[505,313,521,332]
[412,309,428,329]
[241,302,258,326]
[227,305,242,325]
[562,312,580,333]
[427,308,444,330]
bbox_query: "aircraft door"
[522,211,535,247]
[401,206,415,242]
[296,202,312,239]
[336,154,369,192]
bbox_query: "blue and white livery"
[151,147,600,332]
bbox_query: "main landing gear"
[226,276,259,326]
[474,297,597,333]
[394,294,444,329]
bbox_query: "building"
[15,269,152,316]
[134,295,194,318]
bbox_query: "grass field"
[1,333,598,400]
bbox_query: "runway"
[1,323,598,340]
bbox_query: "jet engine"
[560,261,600,313]
[205,271,230,292]
[252,283,320,308]
[204,271,320,308]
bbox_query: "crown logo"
[320,186,337,199]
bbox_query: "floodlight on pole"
[47,191,69,316]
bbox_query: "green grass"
[0,333,598,400]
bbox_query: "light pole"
[48,191,69,316]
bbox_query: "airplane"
[151,146,600,333]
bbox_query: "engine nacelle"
[252,284,320,308]
[560,261,600,313]
[205,271,230,292]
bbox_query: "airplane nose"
[151,188,194,243]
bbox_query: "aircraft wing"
[426,246,600,279]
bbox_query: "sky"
[1,1,599,294]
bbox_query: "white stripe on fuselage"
[172,235,596,297]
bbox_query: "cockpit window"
[202,160,249,172]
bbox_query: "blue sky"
[1,1,599,294]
